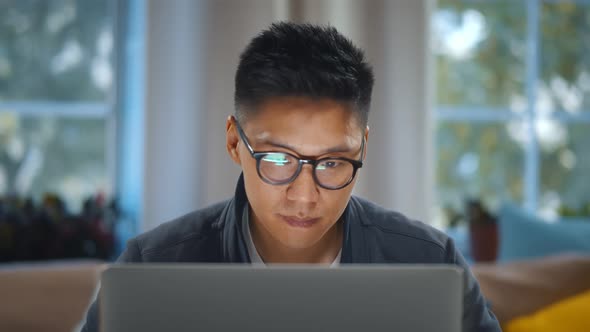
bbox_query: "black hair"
[234,22,374,127]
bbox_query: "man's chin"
[277,234,324,251]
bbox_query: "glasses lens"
[258,153,299,183]
[315,159,354,189]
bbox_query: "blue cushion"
[445,225,474,264]
[498,204,590,262]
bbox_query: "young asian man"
[82,22,501,332]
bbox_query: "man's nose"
[286,165,319,203]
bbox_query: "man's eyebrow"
[257,138,354,156]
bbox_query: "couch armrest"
[472,253,590,324]
[0,261,105,332]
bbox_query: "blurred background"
[1,1,590,331]
[0,0,588,263]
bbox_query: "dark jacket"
[82,175,501,332]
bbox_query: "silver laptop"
[100,264,463,332]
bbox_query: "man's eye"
[262,153,291,166]
[317,160,341,170]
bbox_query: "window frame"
[0,0,146,250]
[435,0,590,213]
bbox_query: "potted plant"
[466,199,498,262]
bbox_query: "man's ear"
[226,115,241,165]
[363,125,369,160]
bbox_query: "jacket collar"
[219,174,251,263]
[220,173,370,264]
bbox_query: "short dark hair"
[234,22,374,127]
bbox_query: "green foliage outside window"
[435,0,590,225]
[0,0,113,212]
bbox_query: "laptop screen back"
[100,264,463,332]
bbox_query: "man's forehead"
[246,122,362,158]
[252,132,360,157]
[238,97,365,154]
[251,128,360,144]
[243,97,364,131]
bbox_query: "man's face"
[226,96,368,250]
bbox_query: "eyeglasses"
[235,120,364,190]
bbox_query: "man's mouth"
[280,215,321,228]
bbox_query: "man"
[82,22,501,331]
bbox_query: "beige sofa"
[0,262,104,332]
[472,254,590,326]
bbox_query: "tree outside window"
[434,0,590,226]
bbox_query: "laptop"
[100,264,463,332]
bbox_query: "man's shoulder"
[131,200,229,259]
[349,196,450,261]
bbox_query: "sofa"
[0,262,104,332]
[456,204,590,330]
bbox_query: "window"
[0,0,115,212]
[433,0,590,225]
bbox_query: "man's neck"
[249,216,343,264]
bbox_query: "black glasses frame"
[234,119,364,190]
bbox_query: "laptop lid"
[100,264,463,332]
